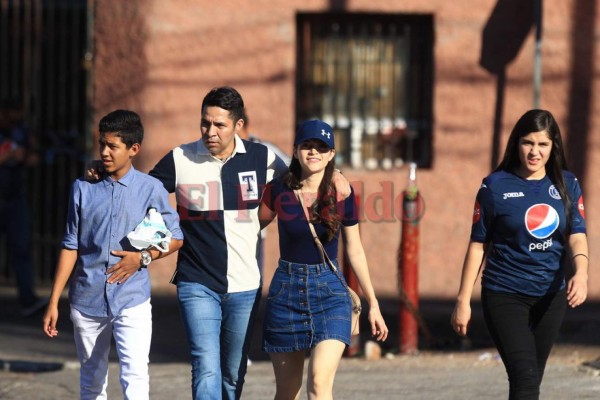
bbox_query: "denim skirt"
[263,259,352,353]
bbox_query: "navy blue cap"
[294,120,335,149]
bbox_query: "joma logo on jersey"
[503,191,524,200]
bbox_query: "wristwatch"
[140,250,152,268]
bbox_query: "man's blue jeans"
[177,281,260,400]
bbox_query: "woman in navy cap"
[259,119,387,399]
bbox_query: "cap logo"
[295,120,334,148]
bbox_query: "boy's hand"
[42,306,59,338]
[106,250,143,284]
[84,159,105,181]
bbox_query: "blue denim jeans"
[177,281,260,400]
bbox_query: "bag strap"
[295,189,362,324]
[294,189,338,273]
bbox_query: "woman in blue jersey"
[451,109,589,399]
[259,119,388,399]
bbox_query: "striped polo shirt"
[150,135,286,294]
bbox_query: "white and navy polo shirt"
[150,135,287,294]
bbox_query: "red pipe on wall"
[399,163,420,354]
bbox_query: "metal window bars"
[296,13,433,169]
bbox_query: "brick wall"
[94,0,600,299]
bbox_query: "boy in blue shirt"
[43,110,183,400]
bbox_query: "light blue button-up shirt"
[62,166,183,317]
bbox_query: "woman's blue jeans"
[177,281,260,400]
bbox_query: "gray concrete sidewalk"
[1,347,600,399]
[1,289,599,399]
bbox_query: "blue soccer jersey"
[471,170,586,296]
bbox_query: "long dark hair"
[495,109,572,233]
[284,154,340,241]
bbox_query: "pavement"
[1,287,600,399]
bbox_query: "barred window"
[296,13,434,169]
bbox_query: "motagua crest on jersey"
[525,204,560,240]
[548,185,562,200]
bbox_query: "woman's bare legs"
[270,350,306,400]
[307,340,345,400]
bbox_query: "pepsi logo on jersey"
[529,238,553,252]
[525,203,560,251]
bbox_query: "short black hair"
[98,109,144,148]
[201,87,244,124]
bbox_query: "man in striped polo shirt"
[150,86,349,400]
[150,87,276,400]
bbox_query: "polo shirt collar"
[196,135,247,159]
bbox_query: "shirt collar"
[103,165,137,187]
[196,135,247,160]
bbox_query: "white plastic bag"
[127,208,172,252]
